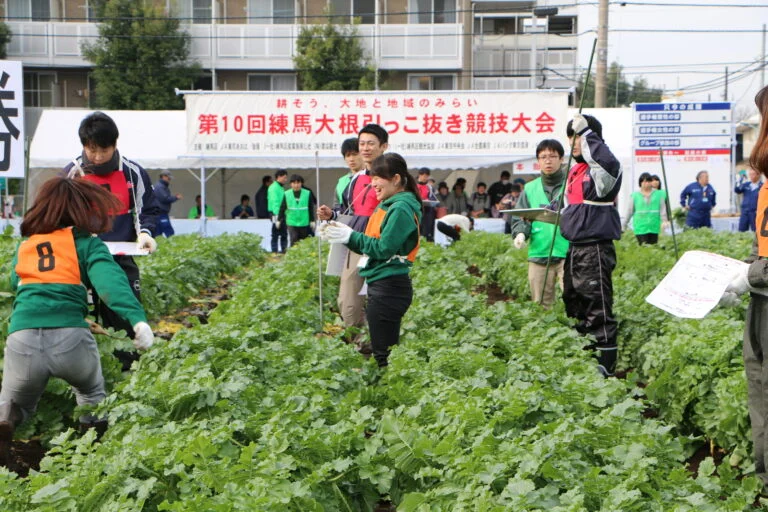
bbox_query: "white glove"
[718,291,741,308]
[661,221,671,231]
[310,221,316,231]
[725,265,751,295]
[322,221,353,244]
[275,221,281,230]
[571,114,589,135]
[137,232,157,253]
[513,233,526,250]
[132,321,154,350]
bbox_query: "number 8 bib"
[16,227,82,285]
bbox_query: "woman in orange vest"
[0,177,154,455]
[321,153,422,367]
[721,85,768,486]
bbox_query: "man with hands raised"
[559,114,623,377]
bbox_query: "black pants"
[563,241,618,375]
[366,274,413,367]
[288,226,310,246]
[95,255,140,338]
[421,206,436,242]
[635,233,658,245]
[271,221,288,253]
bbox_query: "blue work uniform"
[680,182,716,229]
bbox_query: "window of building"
[248,0,296,24]
[8,0,51,21]
[192,0,212,23]
[409,0,455,24]
[548,16,576,35]
[408,74,455,91]
[24,71,56,107]
[247,74,297,91]
[328,0,375,24]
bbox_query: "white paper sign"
[645,250,746,319]
[325,242,347,277]
[105,242,150,256]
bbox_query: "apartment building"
[4,0,577,109]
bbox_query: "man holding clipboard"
[508,139,568,310]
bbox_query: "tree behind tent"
[294,17,375,91]
[83,0,200,110]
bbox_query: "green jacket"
[346,191,422,284]
[188,204,215,219]
[268,181,285,216]
[10,228,147,334]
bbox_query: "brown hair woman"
[0,177,154,457]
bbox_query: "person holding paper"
[723,85,768,488]
[509,139,568,309]
[560,114,623,377]
[320,153,421,367]
[317,124,388,330]
[62,112,159,362]
[680,171,716,229]
[0,177,154,451]
[622,172,668,245]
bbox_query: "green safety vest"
[285,188,310,227]
[524,177,569,259]
[631,190,662,235]
[336,173,352,205]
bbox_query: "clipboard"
[104,242,150,256]
[499,208,560,225]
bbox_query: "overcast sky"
[574,0,767,117]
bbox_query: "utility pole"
[594,0,609,107]
[724,66,728,101]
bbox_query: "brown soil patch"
[2,439,46,477]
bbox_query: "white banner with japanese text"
[185,91,568,168]
[0,61,25,178]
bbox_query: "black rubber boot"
[0,401,23,466]
[79,419,109,441]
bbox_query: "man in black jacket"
[153,170,181,237]
[254,175,273,219]
[560,114,622,377]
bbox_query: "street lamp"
[525,6,559,88]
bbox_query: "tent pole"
[315,151,323,332]
[200,163,207,237]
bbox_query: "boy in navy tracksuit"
[62,113,160,342]
[735,168,763,232]
[560,114,622,377]
[680,171,716,229]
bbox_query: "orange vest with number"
[757,183,768,257]
[364,207,420,262]
[16,227,82,285]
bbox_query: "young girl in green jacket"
[0,177,154,456]
[322,153,422,367]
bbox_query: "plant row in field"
[0,236,761,510]
[451,228,758,472]
[0,233,265,443]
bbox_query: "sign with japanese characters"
[185,91,567,160]
[632,102,733,211]
[0,61,24,178]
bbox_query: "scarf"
[81,149,120,176]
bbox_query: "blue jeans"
[157,213,175,237]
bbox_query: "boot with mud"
[0,400,23,466]
[78,419,109,441]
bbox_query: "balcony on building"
[472,4,578,91]
[4,0,464,72]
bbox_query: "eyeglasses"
[537,154,561,161]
